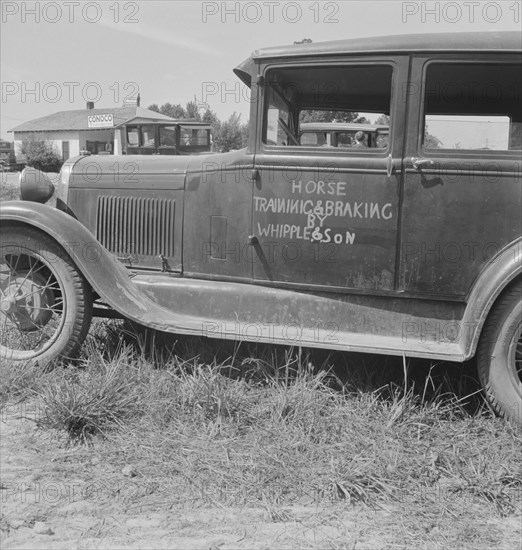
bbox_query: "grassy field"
[1,322,521,548]
[0,172,21,201]
[1,174,521,548]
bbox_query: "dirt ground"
[1,404,521,550]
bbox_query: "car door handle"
[411,157,435,170]
[386,154,394,177]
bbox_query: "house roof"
[121,116,212,130]
[10,106,176,133]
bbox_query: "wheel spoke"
[15,283,60,302]
[1,232,91,363]
[1,314,60,352]
[0,252,63,354]
[13,257,39,292]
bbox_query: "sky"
[1,0,520,140]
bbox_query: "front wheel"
[0,227,92,365]
[477,281,522,425]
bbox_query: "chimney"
[86,101,95,110]
[137,93,140,107]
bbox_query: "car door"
[182,149,255,281]
[252,57,409,292]
[399,55,522,298]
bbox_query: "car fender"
[462,238,522,359]
[0,200,203,333]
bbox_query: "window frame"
[158,125,179,148]
[258,59,397,157]
[61,141,69,160]
[140,125,156,148]
[418,57,522,159]
[126,126,140,148]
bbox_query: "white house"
[10,101,176,163]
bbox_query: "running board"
[120,275,467,362]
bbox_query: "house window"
[62,141,70,160]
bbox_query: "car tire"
[0,226,92,365]
[477,281,522,424]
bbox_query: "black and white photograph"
[1,1,521,548]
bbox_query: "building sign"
[87,114,114,129]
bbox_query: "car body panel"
[399,54,522,298]
[3,32,521,364]
[1,200,520,362]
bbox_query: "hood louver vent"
[96,196,176,265]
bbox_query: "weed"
[2,324,520,518]
[36,347,144,442]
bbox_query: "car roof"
[234,32,520,86]
[300,123,389,133]
[254,32,521,59]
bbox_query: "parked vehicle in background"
[0,140,21,171]
[299,123,389,149]
[124,121,212,155]
[1,32,521,424]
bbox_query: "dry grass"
[0,173,21,201]
[2,321,519,522]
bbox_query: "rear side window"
[423,62,522,151]
[159,126,177,147]
[180,128,209,146]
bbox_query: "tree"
[163,103,187,119]
[374,114,390,125]
[424,125,442,149]
[20,136,63,173]
[185,100,201,120]
[299,110,367,124]
[147,103,187,119]
[146,100,249,152]
[201,108,219,126]
[212,113,248,152]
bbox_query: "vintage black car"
[299,123,389,149]
[1,32,521,424]
[124,121,213,155]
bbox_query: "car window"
[300,132,328,146]
[262,64,393,151]
[265,86,291,146]
[180,128,208,146]
[141,126,156,147]
[422,62,522,151]
[126,127,139,147]
[159,126,177,147]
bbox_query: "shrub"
[20,137,63,173]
